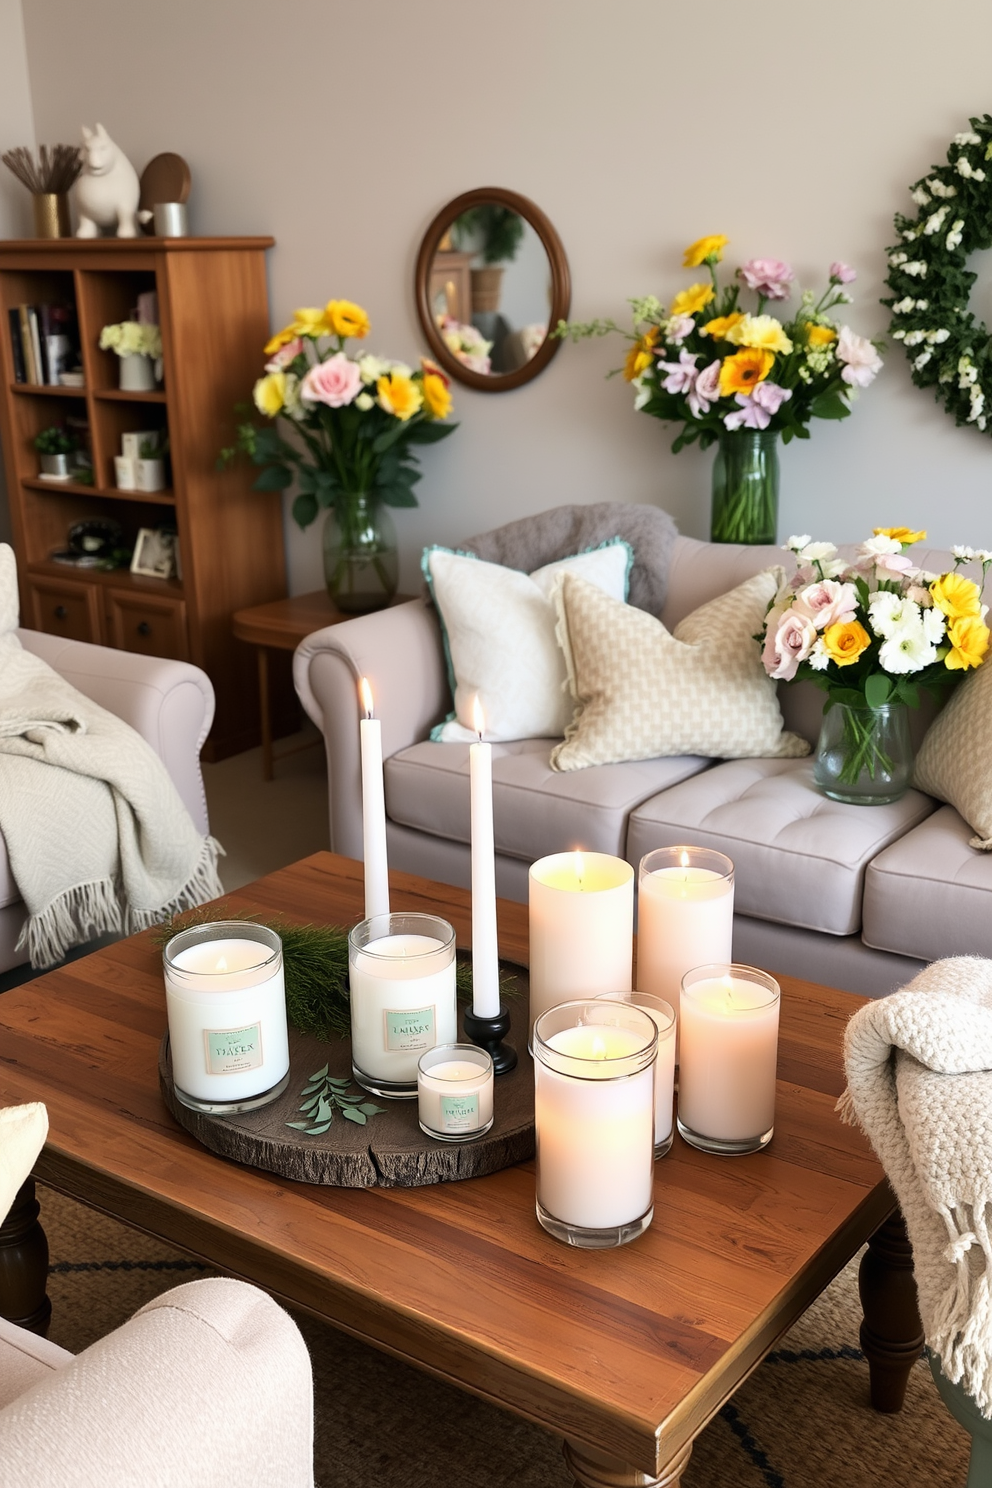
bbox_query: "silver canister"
[153,202,189,237]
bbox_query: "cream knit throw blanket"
[0,619,222,969]
[842,956,992,1415]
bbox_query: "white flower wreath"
[885,116,992,433]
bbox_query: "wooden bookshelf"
[0,236,284,760]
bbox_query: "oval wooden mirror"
[415,187,571,392]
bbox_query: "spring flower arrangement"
[557,235,882,452]
[99,320,163,360]
[759,528,991,792]
[223,298,457,532]
[439,316,492,375]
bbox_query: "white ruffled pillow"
[424,540,632,743]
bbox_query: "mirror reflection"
[428,205,552,376]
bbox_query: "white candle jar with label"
[678,963,780,1155]
[163,921,289,1114]
[417,1044,494,1141]
[349,913,457,1099]
[533,1000,657,1249]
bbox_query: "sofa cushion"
[626,758,936,936]
[385,738,711,862]
[864,804,992,962]
[550,568,808,771]
[914,654,992,850]
[0,1317,71,1410]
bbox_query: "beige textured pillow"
[550,568,809,772]
[915,660,992,849]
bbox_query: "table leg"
[564,1439,692,1488]
[0,1177,51,1336]
[257,647,273,782]
[859,1201,924,1412]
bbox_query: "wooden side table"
[232,590,413,780]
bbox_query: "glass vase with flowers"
[222,299,457,612]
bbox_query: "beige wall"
[0,0,34,545]
[9,0,992,592]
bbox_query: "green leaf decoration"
[285,1121,311,1130]
[342,1108,367,1124]
[305,1122,333,1136]
[253,463,294,491]
[310,1065,329,1081]
[292,492,319,530]
[359,1102,386,1116]
[865,673,893,708]
[316,1097,333,1124]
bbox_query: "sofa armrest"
[294,598,448,858]
[17,630,214,836]
[0,1278,313,1488]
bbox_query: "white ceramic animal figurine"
[73,124,147,238]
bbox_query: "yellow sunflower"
[718,348,774,398]
[623,327,660,382]
[683,234,729,268]
[670,283,715,319]
[325,299,371,340]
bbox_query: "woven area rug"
[39,1185,970,1487]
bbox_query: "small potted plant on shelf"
[136,435,167,493]
[34,425,75,480]
[98,320,163,391]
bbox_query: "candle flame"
[574,850,585,888]
[471,694,485,739]
[680,850,690,868]
[722,973,736,1009]
[215,956,228,972]
[591,1034,607,1059]
[359,677,374,719]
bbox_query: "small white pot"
[114,456,138,491]
[119,353,156,392]
[39,453,71,479]
[136,458,166,493]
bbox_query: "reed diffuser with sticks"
[2,145,82,238]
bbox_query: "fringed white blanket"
[0,627,222,968]
[841,957,992,1416]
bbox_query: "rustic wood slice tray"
[159,970,533,1189]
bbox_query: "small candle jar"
[678,963,780,1156]
[349,913,458,1099]
[595,991,676,1158]
[163,921,289,1114]
[528,852,634,1044]
[533,1000,657,1249]
[417,1044,494,1141]
[637,848,734,1057]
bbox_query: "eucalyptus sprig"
[285,1065,385,1135]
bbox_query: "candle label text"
[204,1023,263,1075]
[383,1006,436,1053]
[439,1092,479,1133]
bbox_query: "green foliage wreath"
[885,114,992,434]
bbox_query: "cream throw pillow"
[550,567,809,771]
[915,660,992,849]
[424,540,632,743]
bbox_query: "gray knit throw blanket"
[841,956,992,1415]
[0,629,223,968]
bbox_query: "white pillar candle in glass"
[533,999,657,1249]
[359,677,390,921]
[163,921,289,1114]
[529,852,634,1041]
[349,912,457,1099]
[595,990,676,1158]
[678,963,780,1155]
[469,697,500,1019]
[417,1044,494,1141]
[637,846,734,1053]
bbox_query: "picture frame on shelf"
[130,527,178,580]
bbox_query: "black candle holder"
[463,1004,517,1075]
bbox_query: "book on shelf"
[7,309,25,383]
[8,301,79,385]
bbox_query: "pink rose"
[265,338,304,371]
[793,580,858,630]
[738,258,795,300]
[300,352,362,408]
[830,262,857,285]
[762,607,817,681]
[688,359,721,417]
[835,326,883,388]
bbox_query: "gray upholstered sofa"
[294,513,992,999]
[0,632,215,974]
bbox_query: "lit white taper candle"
[469,696,500,1019]
[359,677,390,921]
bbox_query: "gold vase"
[32,193,71,239]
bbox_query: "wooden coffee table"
[0,853,922,1487]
